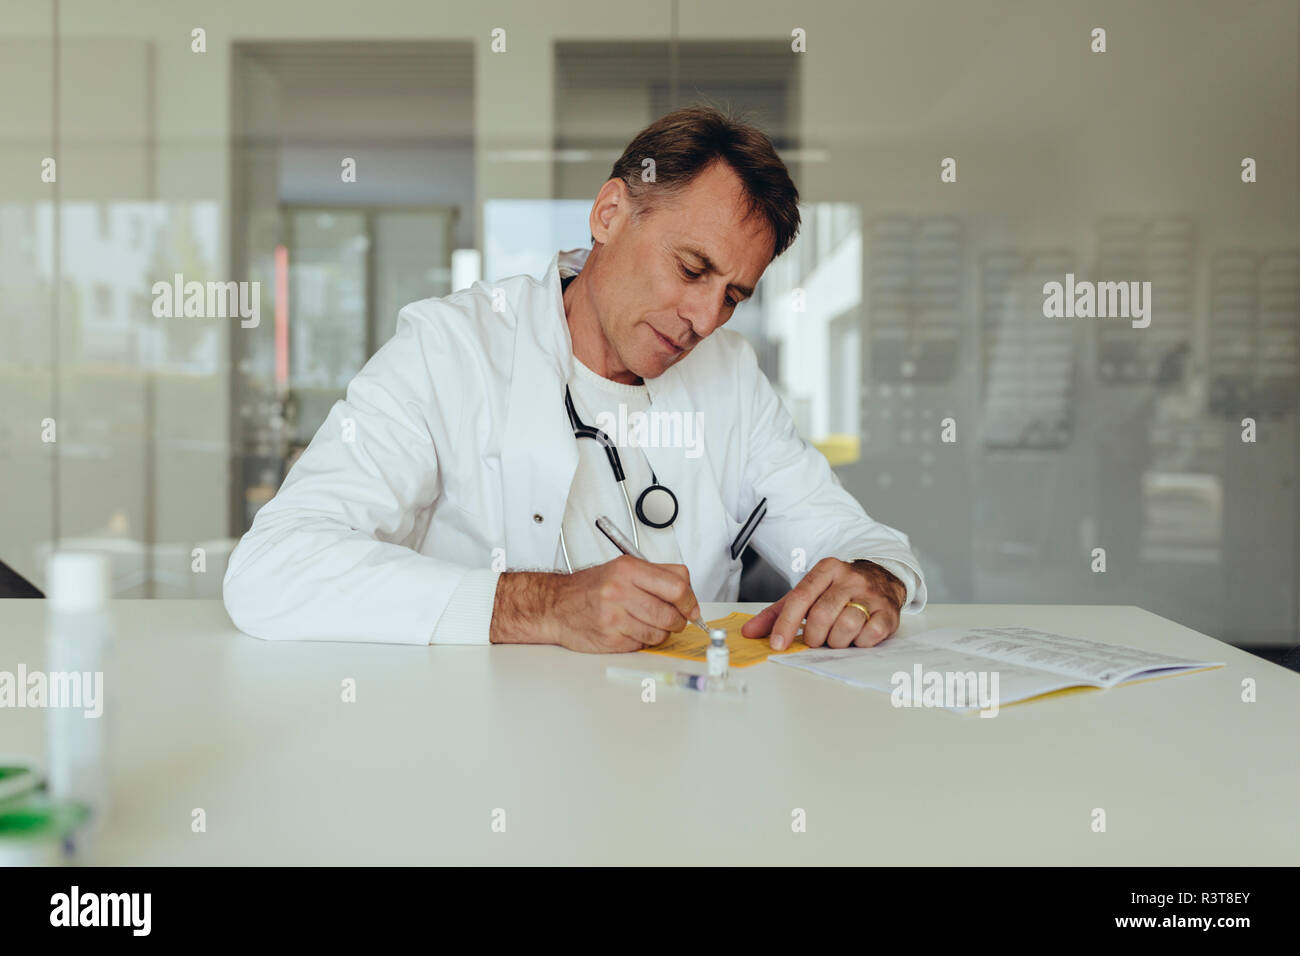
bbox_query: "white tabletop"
[2,599,1297,865]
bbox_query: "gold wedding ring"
[844,601,872,621]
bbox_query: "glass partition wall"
[1,1,1295,649]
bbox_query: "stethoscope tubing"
[560,384,673,572]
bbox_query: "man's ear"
[589,177,633,245]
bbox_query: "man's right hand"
[490,555,701,652]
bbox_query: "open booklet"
[768,624,1223,715]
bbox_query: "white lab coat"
[223,248,927,644]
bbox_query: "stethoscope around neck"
[557,384,679,574]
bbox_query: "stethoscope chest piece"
[635,483,678,529]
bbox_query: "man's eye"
[680,262,735,307]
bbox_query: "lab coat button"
[533,513,544,523]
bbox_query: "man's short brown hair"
[605,105,801,262]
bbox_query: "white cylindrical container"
[44,551,115,862]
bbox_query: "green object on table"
[0,799,89,838]
[0,758,90,863]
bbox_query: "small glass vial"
[706,628,729,682]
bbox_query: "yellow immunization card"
[640,611,808,668]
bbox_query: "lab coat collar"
[556,246,590,281]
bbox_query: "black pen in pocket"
[729,497,768,561]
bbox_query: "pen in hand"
[594,514,711,634]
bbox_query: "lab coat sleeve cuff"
[430,569,502,645]
[853,557,924,615]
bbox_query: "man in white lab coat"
[223,105,927,652]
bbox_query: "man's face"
[584,161,775,381]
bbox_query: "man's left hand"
[740,558,906,651]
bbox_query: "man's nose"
[681,290,729,338]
